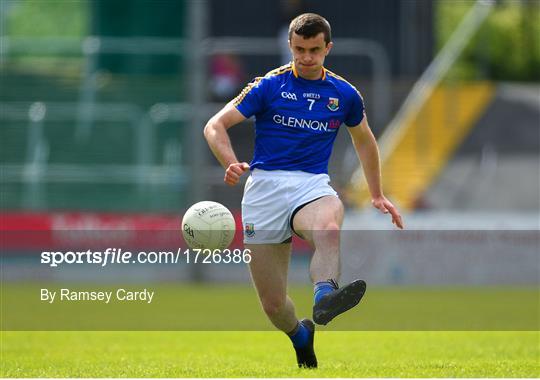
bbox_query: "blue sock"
[314,280,338,304]
[288,321,309,348]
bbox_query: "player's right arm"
[203,102,250,186]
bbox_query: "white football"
[181,201,236,250]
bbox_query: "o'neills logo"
[273,114,336,132]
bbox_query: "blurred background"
[0,0,539,305]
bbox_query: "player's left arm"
[347,116,404,229]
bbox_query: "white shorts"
[241,169,338,244]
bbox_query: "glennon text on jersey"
[272,113,339,132]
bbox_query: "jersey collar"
[291,62,327,81]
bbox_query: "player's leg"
[242,170,302,331]
[242,170,316,367]
[245,242,296,332]
[246,242,317,368]
[292,195,366,325]
[292,195,344,282]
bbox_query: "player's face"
[289,32,333,80]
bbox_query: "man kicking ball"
[204,13,403,368]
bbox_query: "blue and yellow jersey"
[233,62,365,174]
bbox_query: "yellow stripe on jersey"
[291,62,299,78]
[326,69,363,99]
[325,69,354,86]
[233,77,263,106]
[265,63,293,77]
[233,64,292,106]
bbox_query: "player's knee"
[261,296,286,317]
[323,221,340,232]
[311,221,341,250]
[313,221,340,236]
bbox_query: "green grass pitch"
[1,331,538,377]
[2,284,538,377]
[3,284,538,330]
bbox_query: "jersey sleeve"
[344,89,365,127]
[232,76,270,118]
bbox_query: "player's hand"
[224,162,250,186]
[372,196,404,229]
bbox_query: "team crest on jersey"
[327,97,339,111]
[245,223,255,237]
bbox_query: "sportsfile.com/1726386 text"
[40,248,252,267]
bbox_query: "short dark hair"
[288,13,332,45]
